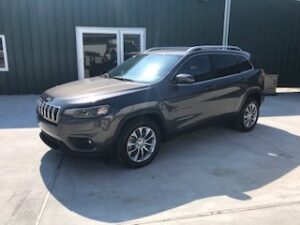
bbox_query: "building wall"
[229,0,300,87]
[0,0,224,94]
[0,0,299,94]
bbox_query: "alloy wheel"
[243,102,258,128]
[126,126,157,163]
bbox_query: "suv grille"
[38,98,61,124]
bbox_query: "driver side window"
[177,55,211,82]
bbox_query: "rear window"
[236,55,253,72]
[210,54,240,77]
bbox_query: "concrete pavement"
[0,93,300,225]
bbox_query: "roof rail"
[144,47,189,53]
[144,47,175,53]
[186,45,242,53]
[144,45,244,55]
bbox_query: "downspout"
[222,0,232,46]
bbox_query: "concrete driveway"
[1,92,300,225]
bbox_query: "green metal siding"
[229,0,300,87]
[0,0,224,94]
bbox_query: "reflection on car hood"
[44,77,148,101]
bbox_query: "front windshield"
[108,54,182,83]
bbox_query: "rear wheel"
[116,118,161,168]
[234,98,259,132]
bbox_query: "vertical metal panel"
[19,0,35,93]
[64,0,77,83]
[45,0,59,87]
[229,0,300,86]
[27,0,44,93]
[0,0,224,94]
[37,0,52,90]
[54,0,68,84]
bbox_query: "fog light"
[69,137,95,150]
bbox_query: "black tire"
[116,118,161,168]
[233,98,259,132]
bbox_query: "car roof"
[144,46,251,59]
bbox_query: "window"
[82,33,118,78]
[177,55,212,82]
[210,54,239,77]
[109,54,181,83]
[0,35,9,71]
[76,27,146,79]
[236,55,253,72]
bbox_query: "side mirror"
[174,74,195,84]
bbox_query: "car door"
[165,54,217,130]
[208,53,248,115]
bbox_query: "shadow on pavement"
[40,123,300,223]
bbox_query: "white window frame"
[76,26,146,80]
[0,35,9,72]
[120,29,146,63]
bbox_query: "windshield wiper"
[99,73,110,78]
[111,77,135,82]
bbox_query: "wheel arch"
[238,88,263,113]
[247,92,262,106]
[113,110,167,145]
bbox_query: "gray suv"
[37,46,264,168]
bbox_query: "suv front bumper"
[38,114,117,155]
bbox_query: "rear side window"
[177,55,212,82]
[210,54,240,77]
[236,55,253,72]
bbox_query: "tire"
[233,98,259,132]
[116,118,161,168]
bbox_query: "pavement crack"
[34,154,65,225]
[125,200,300,225]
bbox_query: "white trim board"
[76,26,146,80]
[0,34,9,72]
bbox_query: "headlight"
[63,105,110,118]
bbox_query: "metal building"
[0,0,299,94]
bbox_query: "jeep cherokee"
[37,45,264,168]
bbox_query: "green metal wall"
[0,0,224,94]
[229,0,300,87]
[1,0,299,94]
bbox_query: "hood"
[44,77,148,103]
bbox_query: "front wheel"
[234,98,259,132]
[116,119,161,168]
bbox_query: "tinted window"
[177,55,212,82]
[211,54,240,77]
[236,55,253,72]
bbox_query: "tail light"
[258,69,265,86]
